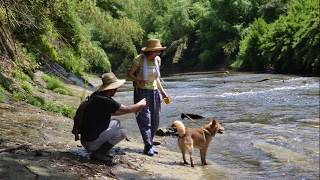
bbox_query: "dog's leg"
[181,149,188,165]
[189,151,194,167]
[188,147,194,167]
[179,144,188,164]
[200,147,208,165]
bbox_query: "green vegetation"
[0,0,319,118]
[26,95,45,107]
[42,74,72,95]
[0,86,5,102]
[12,89,75,118]
[43,102,75,118]
[232,18,269,71]
[21,81,34,94]
[233,0,320,74]
[1,0,318,75]
[12,70,31,82]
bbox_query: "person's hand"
[138,98,147,106]
[134,98,146,115]
[161,91,168,98]
[136,98,146,112]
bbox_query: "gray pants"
[81,119,127,152]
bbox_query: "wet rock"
[153,141,161,146]
[181,113,205,120]
[156,127,177,136]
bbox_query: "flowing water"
[114,72,319,180]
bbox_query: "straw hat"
[141,39,166,52]
[97,72,126,91]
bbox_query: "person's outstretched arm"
[112,98,146,116]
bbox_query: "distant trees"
[0,0,318,76]
[233,0,320,74]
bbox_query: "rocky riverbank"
[0,71,205,180]
[0,100,206,180]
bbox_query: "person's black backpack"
[72,95,92,141]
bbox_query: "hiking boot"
[91,141,114,159]
[143,145,155,156]
[151,147,158,154]
[101,141,114,153]
[143,148,154,156]
[90,152,114,165]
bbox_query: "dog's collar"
[202,128,212,136]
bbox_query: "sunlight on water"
[215,83,319,98]
[117,73,319,179]
[254,141,316,170]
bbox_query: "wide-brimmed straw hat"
[97,72,126,91]
[141,39,166,52]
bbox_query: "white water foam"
[215,83,319,98]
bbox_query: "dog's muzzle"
[218,127,224,134]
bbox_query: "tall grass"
[11,90,75,118]
[0,86,5,102]
[42,74,72,95]
[21,81,34,94]
[43,102,75,118]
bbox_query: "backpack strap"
[72,92,96,141]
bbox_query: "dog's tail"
[171,120,186,137]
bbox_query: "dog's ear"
[210,119,217,126]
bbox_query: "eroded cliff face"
[0,23,15,60]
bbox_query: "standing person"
[127,39,169,156]
[80,72,146,161]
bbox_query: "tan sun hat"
[97,72,126,91]
[141,39,166,52]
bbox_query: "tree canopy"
[0,0,319,76]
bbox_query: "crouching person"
[80,72,146,161]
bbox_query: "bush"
[26,95,45,107]
[12,91,25,101]
[43,102,75,118]
[21,81,34,94]
[11,88,74,118]
[233,0,320,74]
[0,86,6,102]
[232,18,268,71]
[260,0,320,74]
[53,88,72,95]
[12,92,43,106]
[42,74,72,95]
[12,70,31,82]
[80,41,110,73]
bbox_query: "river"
[114,72,319,180]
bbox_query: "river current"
[114,72,319,180]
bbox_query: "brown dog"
[171,118,224,167]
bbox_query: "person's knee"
[110,119,121,127]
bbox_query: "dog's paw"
[181,161,189,165]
